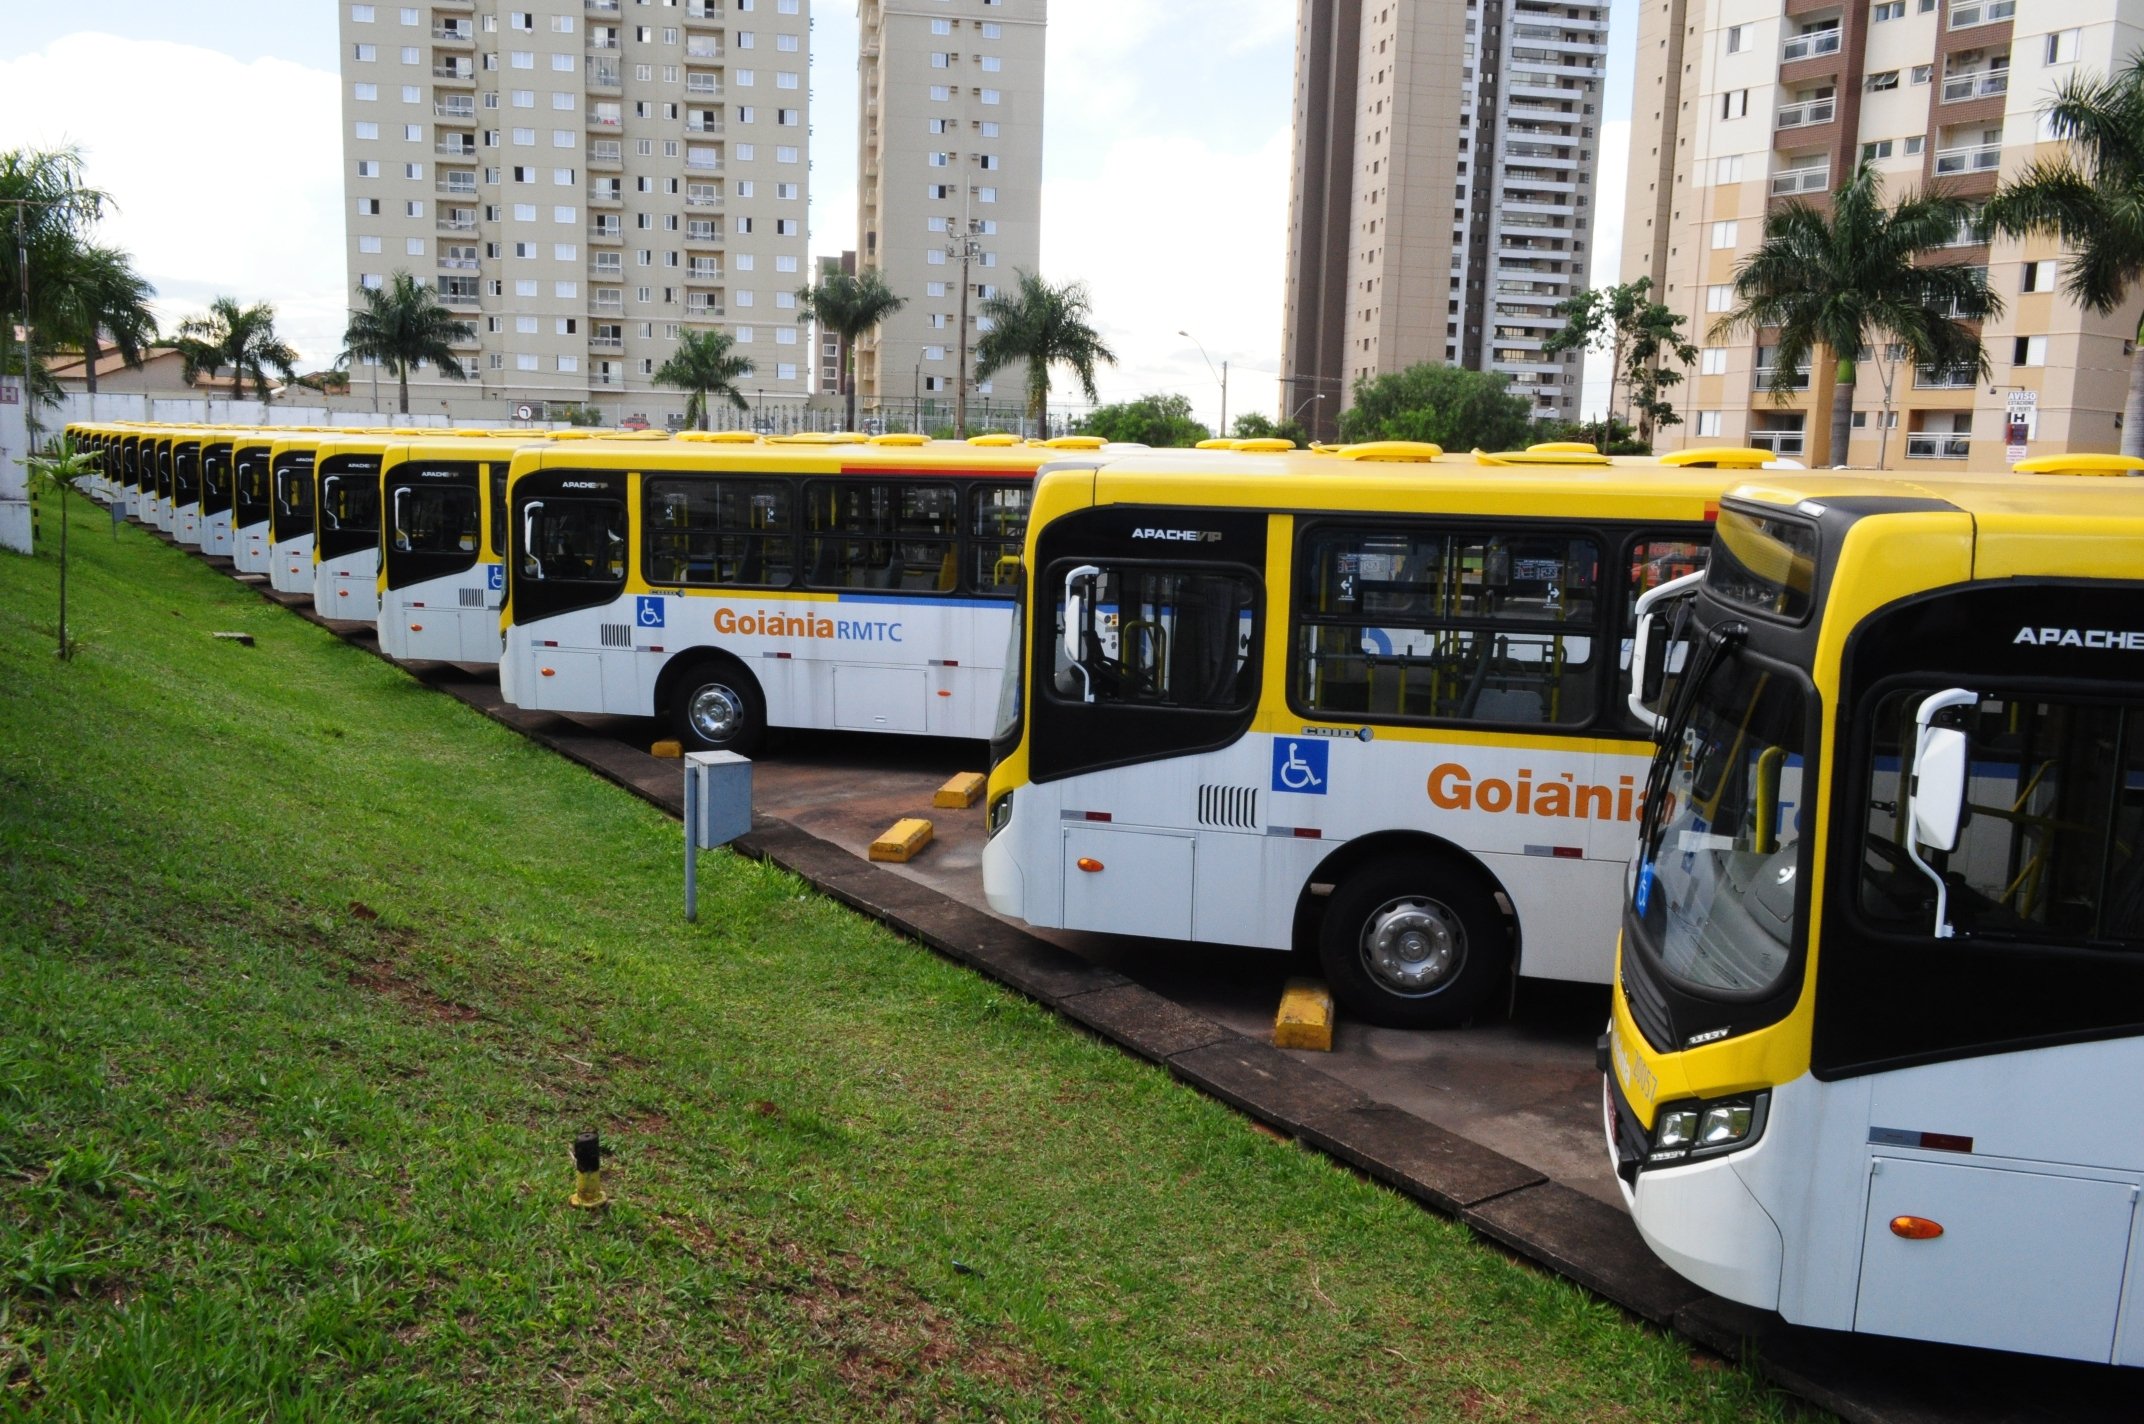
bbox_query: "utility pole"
[950,169,984,437]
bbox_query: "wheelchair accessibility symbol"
[1271,737,1329,795]
[635,595,665,629]
[486,564,504,592]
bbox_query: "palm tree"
[1714,163,1999,466]
[0,147,146,411]
[339,271,476,414]
[175,295,299,404]
[973,272,1117,435]
[46,244,158,396]
[653,327,753,430]
[795,269,904,431]
[1985,53,2144,455]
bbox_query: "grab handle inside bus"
[391,487,410,553]
[1906,688,1978,938]
[1627,569,1707,732]
[1061,564,1102,704]
[522,500,545,580]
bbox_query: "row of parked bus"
[60,418,2144,1367]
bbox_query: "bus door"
[382,461,487,662]
[232,444,273,573]
[315,455,384,618]
[171,439,204,546]
[200,441,236,556]
[505,469,631,712]
[269,450,317,594]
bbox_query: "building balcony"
[685,154,721,171]
[685,222,723,245]
[1907,432,1972,458]
[1915,365,1979,388]
[435,139,479,157]
[1748,427,1807,455]
[1948,0,2015,28]
[589,334,624,351]
[1781,27,1842,61]
[685,300,725,317]
[588,223,624,243]
[1771,163,1831,196]
[587,0,620,12]
[1941,69,2009,102]
[587,112,623,131]
[436,215,477,233]
[431,24,474,46]
[435,177,480,197]
[686,119,725,136]
[1752,366,1813,391]
[1776,97,1836,129]
[685,266,723,284]
[588,35,620,51]
[438,288,481,309]
[589,260,625,279]
[432,62,476,84]
[589,186,624,206]
[1934,142,2002,176]
[685,0,722,17]
[587,64,621,90]
[685,40,722,59]
[437,256,480,271]
[685,78,724,99]
[592,292,624,313]
[433,100,476,119]
[588,142,622,169]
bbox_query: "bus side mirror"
[1911,725,1968,853]
[1905,688,1979,938]
[1060,564,1101,703]
[1626,569,1707,733]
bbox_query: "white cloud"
[1042,124,1294,431]
[0,33,345,369]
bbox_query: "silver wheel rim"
[1359,894,1466,996]
[687,682,744,742]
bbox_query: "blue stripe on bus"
[833,591,1005,608]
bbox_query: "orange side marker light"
[1890,1216,1944,1240]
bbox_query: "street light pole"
[1179,329,1227,438]
[950,211,982,438]
[1289,393,1325,429]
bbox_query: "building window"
[2021,259,2057,292]
[2013,335,2048,366]
[1866,70,1900,91]
[1725,24,1745,52]
[1700,347,1727,375]
[1705,284,1733,312]
[1710,220,1739,248]
[1911,64,1933,84]
[2047,29,2080,64]
[1872,0,1904,19]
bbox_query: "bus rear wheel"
[1318,856,1506,1029]
[671,657,767,756]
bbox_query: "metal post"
[683,763,699,922]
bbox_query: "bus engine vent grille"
[599,623,633,648]
[459,586,486,608]
[1197,785,1259,830]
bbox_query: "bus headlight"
[1646,1091,1768,1167]
[987,790,1014,839]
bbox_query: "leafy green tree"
[1714,163,1997,465]
[973,272,1117,433]
[339,271,476,415]
[1336,364,1536,452]
[1230,411,1310,447]
[1984,53,2144,455]
[795,268,904,432]
[24,435,97,658]
[1626,302,1699,445]
[176,295,299,403]
[1077,392,1210,446]
[1544,279,1656,442]
[653,327,753,430]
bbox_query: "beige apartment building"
[854,0,1044,431]
[1625,0,2144,467]
[1283,0,1608,442]
[337,0,811,424]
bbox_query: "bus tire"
[1318,855,1506,1029]
[670,656,767,756]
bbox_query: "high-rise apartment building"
[854,0,1044,430]
[1283,0,1607,441]
[337,0,810,422]
[1624,0,2141,467]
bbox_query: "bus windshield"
[1636,646,1810,996]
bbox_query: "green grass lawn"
[0,484,1814,1422]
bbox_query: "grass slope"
[0,485,1813,1422]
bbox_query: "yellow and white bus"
[1605,458,2144,1364]
[198,430,240,558]
[231,429,280,575]
[981,442,1779,1027]
[501,433,1079,753]
[269,431,342,596]
[377,430,546,664]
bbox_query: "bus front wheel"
[671,658,767,756]
[1318,856,1506,1029]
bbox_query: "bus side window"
[1053,565,1257,709]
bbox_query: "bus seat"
[871,555,905,590]
[807,538,836,586]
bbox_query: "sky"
[0,0,1634,427]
